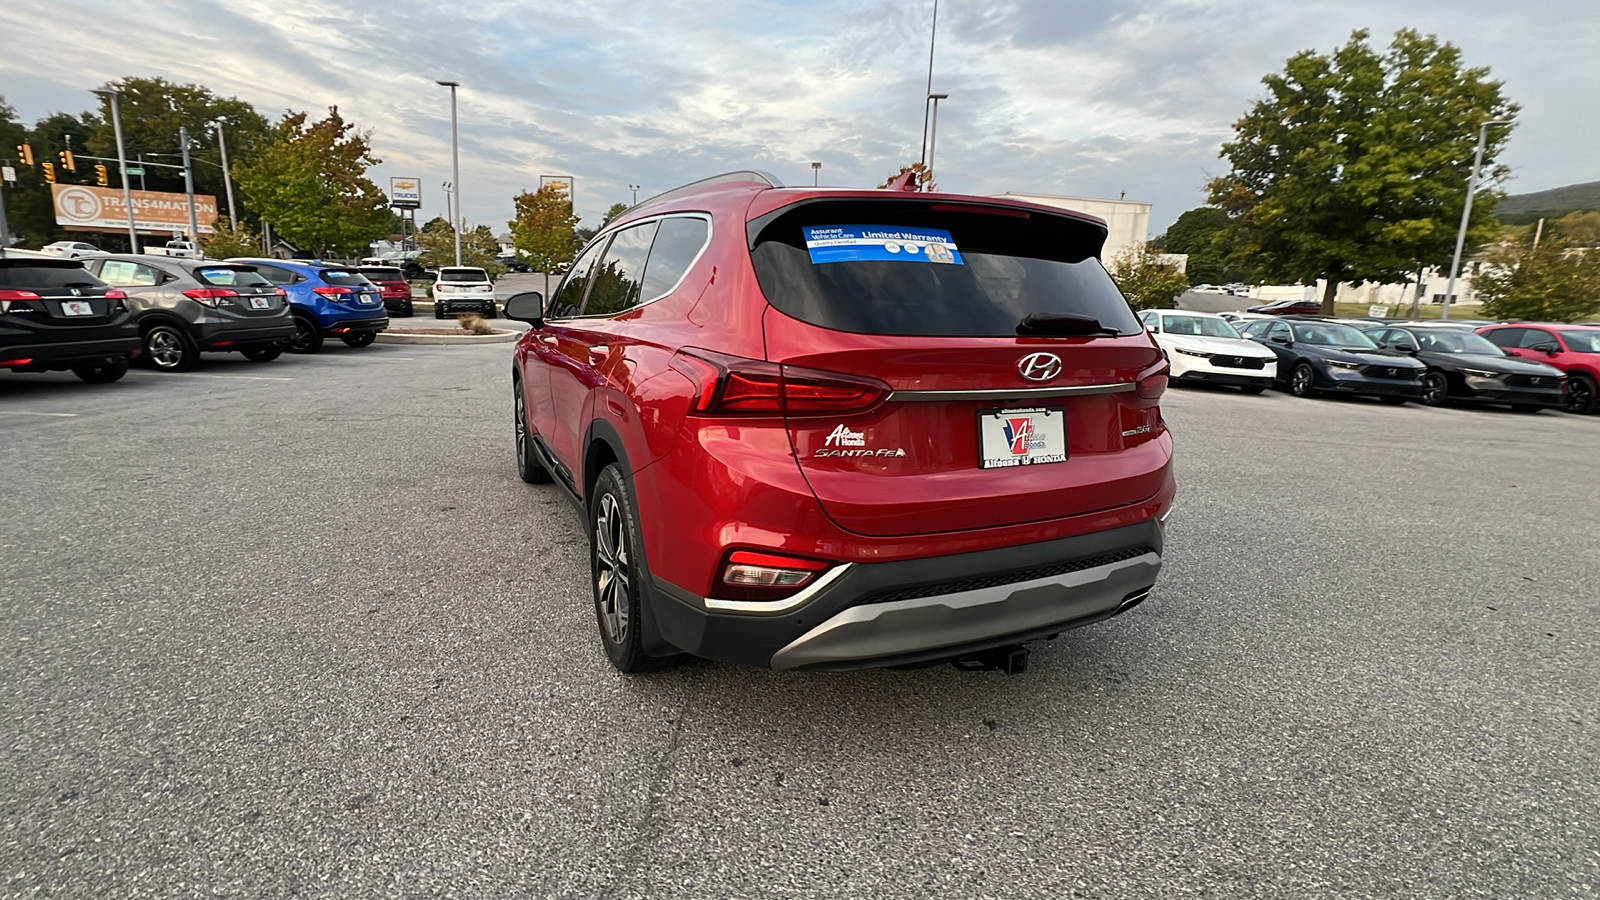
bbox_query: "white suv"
[431,267,496,318]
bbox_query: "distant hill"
[1497,181,1600,224]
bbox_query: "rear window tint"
[358,267,405,280]
[748,200,1140,337]
[438,269,489,282]
[196,266,273,288]
[0,263,106,289]
[319,269,371,287]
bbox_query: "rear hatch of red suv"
[748,197,1169,538]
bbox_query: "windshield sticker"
[803,225,964,265]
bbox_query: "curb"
[375,330,520,345]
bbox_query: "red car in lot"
[1477,323,1600,414]
[504,172,1175,672]
[357,266,414,317]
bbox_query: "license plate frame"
[978,406,1068,469]
[248,296,271,309]
[61,300,94,317]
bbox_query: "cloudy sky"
[2,0,1595,234]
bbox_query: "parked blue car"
[226,259,389,353]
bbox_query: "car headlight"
[1459,368,1500,378]
[1174,347,1211,357]
[1324,359,1360,369]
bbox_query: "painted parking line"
[0,410,80,417]
[128,372,295,382]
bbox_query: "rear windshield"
[196,266,274,289]
[747,199,1140,337]
[358,267,405,280]
[319,269,371,287]
[439,268,489,282]
[0,262,105,289]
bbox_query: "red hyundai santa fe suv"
[504,172,1176,672]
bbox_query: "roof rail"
[632,170,782,211]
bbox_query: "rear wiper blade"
[1017,312,1119,336]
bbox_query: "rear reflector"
[716,549,833,600]
[669,348,889,416]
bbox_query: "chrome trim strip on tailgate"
[887,383,1135,402]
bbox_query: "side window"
[1269,322,1291,341]
[1480,327,1520,348]
[584,221,659,317]
[639,216,710,301]
[1519,328,1557,349]
[549,239,608,319]
[99,260,161,286]
[254,265,297,285]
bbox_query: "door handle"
[538,335,558,347]
[589,345,610,364]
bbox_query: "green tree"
[1109,243,1190,310]
[201,218,258,259]
[1151,207,1234,284]
[1208,29,1517,314]
[600,202,629,227]
[417,222,504,275]
[3,109,101,249]
[509,183,581,275]
[1476,239,1600,323]
[233,107,391,256]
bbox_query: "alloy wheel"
[593,493,631,644]
[1421,372,1449,406]
[1291,365,1313,396]
[147,329,184,369]
[1567,377,1596,414]
[288,319,314,351]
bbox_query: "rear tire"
[341,331,376,348]
[1240,384,1266,395]
[286,315,324,354]
[143,324,197,372]
[72,359,130,383]
[1564,374,1598,415]
[433,303,445,320]
[589,464,656,673]
[514,377,553,484]
[1289,363,1317,398]
[242,346,282,362]
[483,303,497,319]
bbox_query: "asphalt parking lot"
[2,345,1596,899]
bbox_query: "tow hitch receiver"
[953,644,1029,676]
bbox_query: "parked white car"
[40,240,107,259]
[430,266,497,318]
[143,240,203,259]
[1139,309,1277,394]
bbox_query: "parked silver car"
[83,256,298,371]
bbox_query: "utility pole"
[215,119,237,229]
[95,89,139,253]
[437,81,462,266]
[1442,119,1512,320]
[179,126,200,242]
[927,94,948,187]
[919,0,939,166]
[0,171,11,252]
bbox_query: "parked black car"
[85,256,297,371]
[1240,318,1425,403]
[1361,325,1566,411]
[0,256,140,383]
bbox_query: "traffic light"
[42,162,55,184]
[95,164,109,186]
[16,143,33,166]
[58,149,76,172]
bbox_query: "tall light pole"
[94,89,139,253]
[926,94,948,187]
[213,118,237,230]
[443,181,454,247]
[178,126,200,242]
[811,162,822,186]
[436,80,461,266]
[918,0,939,166]
[1441,119,1512,320]
[629,184,640,205]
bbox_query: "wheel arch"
[134,310,192,336]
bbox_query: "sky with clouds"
[2,0,1595,235]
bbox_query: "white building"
[989,192,1151,263]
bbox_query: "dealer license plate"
[978,407,1067,469]
[61,300,94,316]
[249,297,271,309]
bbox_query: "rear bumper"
[199,321,298,350]
[320,316,389,334]
[0,334,140,370]
[647,518,1163,670]
[435,298,496,313]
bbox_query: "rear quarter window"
[747,200,1140,337]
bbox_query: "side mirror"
[503,291,544,325]
[1394,343,1417,353]
[1532,343,1560,354]
[1270,335,1290,345]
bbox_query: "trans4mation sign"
[978,407,1067,468]
[803,225,964,265]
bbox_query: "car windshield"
[1558,330,1600,353]
[748,199,1141,337]
[1291,322,1378,348]
[1160,315,1240,338]
[439,269,489,282]
[358,267,405,281]
[0,263,104,289]
[1409,330,1502,354]
[319,269,372,287]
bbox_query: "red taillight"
[312,286,354,297]
[102,290,127,300]
[1137,360,1169,400]
[0,358,34,366]
[275,288,287,297]
[669,349,889,417]
[182,287,239,308]
[0,289,40,313]
[715,549,832,601]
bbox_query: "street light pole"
[95,89,139,253]
[1441,119,1512,320]
[179,126,200,242]
[811,162,821,186]
[629,184,640,205]
[436,81,462,267]
[918,0,939,166]
[443,182,454,247]
[927,94,948,187]
[214,119,237,230]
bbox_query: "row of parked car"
[1140,308,1599,414]
[0,253,407,380]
